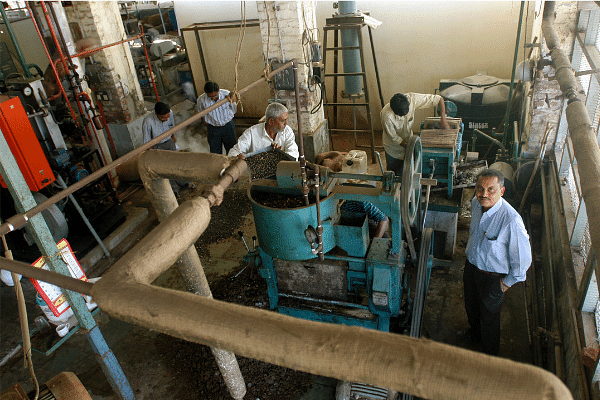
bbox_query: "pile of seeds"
[251,191,310,208]
[246,149,293,180]
[195,189,252,257]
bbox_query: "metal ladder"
[322,14,384,161]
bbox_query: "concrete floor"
[0,133,533,399]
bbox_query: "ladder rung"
[324,46,361,50]
[325,103,368,106]
[324,72,366,77]
[329,128,373,133]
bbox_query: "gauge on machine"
[23,86,33,96]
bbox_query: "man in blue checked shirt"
[461,168,532,356]
[196,81,237,155]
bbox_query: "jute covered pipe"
[543,3,600,266]
[91,279,573,400]
[131,151,247,399]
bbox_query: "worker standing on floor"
[380,92,449,176]
[228,102,299,160]
[461,168,532,356]
[196,81,238,155]
[142,101,194,199]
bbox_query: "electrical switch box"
[0,95,55,191]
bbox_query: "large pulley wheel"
[401,135,422,226]
[401,135,422,261]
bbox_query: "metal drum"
[249,185,338,261]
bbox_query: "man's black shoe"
[457,328,482,343]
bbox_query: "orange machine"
[0,95,55,191]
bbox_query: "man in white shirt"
[380,92,449,176]
[461,169,532,355]
[228,102,299,160]
[196,81,237,155]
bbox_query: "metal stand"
[322,15,384,161]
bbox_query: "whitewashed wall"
[175,1,536,129]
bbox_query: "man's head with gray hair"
[265,102,289,135]
[265,102,288,122]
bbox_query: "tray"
[245,146,295,181]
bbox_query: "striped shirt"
[196,89,237,127]
[142,111,175,144]
[341,201,388,223]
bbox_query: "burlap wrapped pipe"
[91,278,573,400]
[131,151,247,399]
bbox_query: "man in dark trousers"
[196,81,237,155]
[462,168,532,355]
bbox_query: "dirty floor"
[0,137,533,399]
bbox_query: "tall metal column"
[0,129,134,400]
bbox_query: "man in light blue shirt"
[462,168,532,355]
[196,81,237,155]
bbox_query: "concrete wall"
[175,1,537,131]
[65,1,146,124]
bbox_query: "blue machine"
[243,137,434,334]
[419,117,464,198]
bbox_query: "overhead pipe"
[0,61,294,237]
[542,2,600,276]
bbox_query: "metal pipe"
[91,89,118,158]
[314,165,324,261]
[0,61,294,237]
[125,151,248,399]
[513,120,519,160]
[156,2,167,34]
[0,257,93,295]
[139,23,160,102]
[473,129,506,155]
[90,277,573,400]
[55,175,110,257]
[70,33,144,59]
[293,60,309,206]
[543,2,600,265]
[502,1,525,136]
[26,2,80,128]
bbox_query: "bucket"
[36,293,73,326]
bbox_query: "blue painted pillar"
[0,129,134,400]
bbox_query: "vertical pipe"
[26,2,80,128]
[55,175,110,257]
[338,1,361,96]
[194,28,209,81]
[314,166,324,261]
[502,1,525,136]
[140,24,160,101]
[293,59,309,206]
[156,2,167,34]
